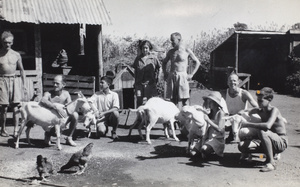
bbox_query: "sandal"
[260,163,276,172]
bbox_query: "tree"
[234,22,248,31]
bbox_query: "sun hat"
[202,91,223,108]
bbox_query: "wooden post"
[79,24,85,55]
[96,25,103,91]
[34,24,43,93]
[235,33,239,73]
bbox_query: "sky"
[102,0,300,40]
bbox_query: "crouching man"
[39,75,78,146]
[238,87,288,172]
[88,76,120,140]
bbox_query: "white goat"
[175,105,209,155]
[128,97,180,144]
[223,111,262,142]
[15,96,93,150]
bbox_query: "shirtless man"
[221,73,258,143]
[162,32,201,107]
[39,75,78,146]
[0,31,26,137]
[238,87,288,172]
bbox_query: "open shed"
[0,0,112,96]
[210,29,300,93]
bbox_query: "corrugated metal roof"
[0,0,112,25]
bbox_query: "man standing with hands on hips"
[162,32,201,107]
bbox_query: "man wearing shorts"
[0,31,26,137]
[238,87,288,172]
[162,32,201,107]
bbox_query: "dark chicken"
[60,143,94,175]
[36,155,54,181]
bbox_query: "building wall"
[210,34,290,93]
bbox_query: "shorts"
[166,72,189,102]
[0,76,22,105]
[246,130,288,153]
[266,131,288,153]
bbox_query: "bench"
[42,73,96,100]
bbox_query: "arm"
[186,48,201,79]
[242,90,258,108]
[204,111,225,132]
[241,107,279,130]
[40,92,57,110]
[98,107,118,117]
[154,57,161,82]
[65,91,72,103]
[95,92,120,118]
[16,53,26,90]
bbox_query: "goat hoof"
[57,145,62,150]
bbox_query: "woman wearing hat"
[200,91,227,158]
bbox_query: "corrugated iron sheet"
[0,0,112,25]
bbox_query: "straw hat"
[202,91,223,108]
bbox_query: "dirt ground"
[0,89,299,187]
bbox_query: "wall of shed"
[210,35,290,92]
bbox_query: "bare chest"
[170,50,188,62]
[0,54,18,73]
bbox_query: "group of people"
[0,30,287,173]
[185,73,288,172]
[132,32,287,172]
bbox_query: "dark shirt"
[133,54,161,85]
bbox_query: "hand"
[54,105,67,118]
[187,74,193,81]
[95,111,100,119]
[95,111,104,119]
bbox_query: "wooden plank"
[237,73,251,77]
[43,74,95,83]
[212,67,227,71]
[43,80,95,89]
[42,73,96,99]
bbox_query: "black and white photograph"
[0,0,299,186]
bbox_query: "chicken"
[60,143,94,175]
[36,155,54,181]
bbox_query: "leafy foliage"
[286,71,300,96]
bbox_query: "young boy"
[88,76,120,140]
[238,87,288,172]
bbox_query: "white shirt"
[88,90,120,112]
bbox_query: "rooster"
[36,155,54,181]
[60,143,94,175]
